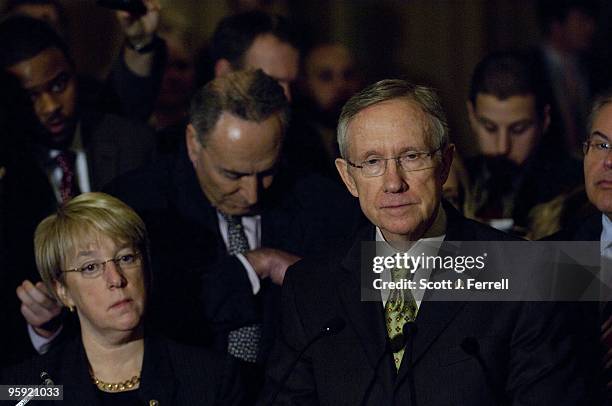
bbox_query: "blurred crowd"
[1,0,611,404]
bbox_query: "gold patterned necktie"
[385,267,418,370]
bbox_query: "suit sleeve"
[201,254,263,333]
[258,263,319,405]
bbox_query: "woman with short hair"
[2,192,243,405]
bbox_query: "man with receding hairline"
[261,78,594,405]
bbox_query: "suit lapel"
[396,204,471,383]
[138,337,177,405]
[338,226,395,395]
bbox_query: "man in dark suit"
[261,79,595,404]
[547,90,612,401]
[0,16,154,364]
[112,69,360,401]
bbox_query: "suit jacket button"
[149,400,159,406]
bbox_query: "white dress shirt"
[376,207,447,310]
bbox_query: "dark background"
[5,0,610,157]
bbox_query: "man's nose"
[38,92,60,116]
[383,159,408,193]
[604,150,612,169]
[496,132,511,156]
[241,176,259,206]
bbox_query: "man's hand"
[116,0,161,50]
[244,248,301,286]
[16,280,62,338]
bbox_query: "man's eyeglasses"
[62,251,141,279]
[583,140,612,156]
[346,146,443,177]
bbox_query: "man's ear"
[185,124,202,167]
[54,281,74,309]
[214,59,233,78]
[439,144,455,184]
[335,158,359,197]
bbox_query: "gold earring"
[68,305,75,313]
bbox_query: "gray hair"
[337,79,449,159]
[587,90,612,138]
[189,69,290,146]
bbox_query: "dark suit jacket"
[105,145,364,358]
[0,335,244,405]
[545,213,606,401]
[546,213,602,242]
[260,205,597,405]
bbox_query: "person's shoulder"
[444,203,522,241]
[0,338,71,385]
[543,212,602,241]
[458,216,521,241]
[103,153,176,209]
[82,111,154,149]
[161,337,227,366]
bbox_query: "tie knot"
[55,150,76,170]
[220,212,242,226]
[221,212,249,255]
[390,267,410,282]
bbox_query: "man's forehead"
[592,104,612,130]
[7,47,70,89]
[307,45,353,71]
[205,112,282,158]
[475,93,537,113]
[347,99,431,153]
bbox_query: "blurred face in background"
[553,9,596,53]
[303,43,361,116]
[243,34,299,102]
[468,93,549,166]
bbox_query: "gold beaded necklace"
[90,370,141,393]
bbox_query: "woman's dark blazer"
[0,335,244,405]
